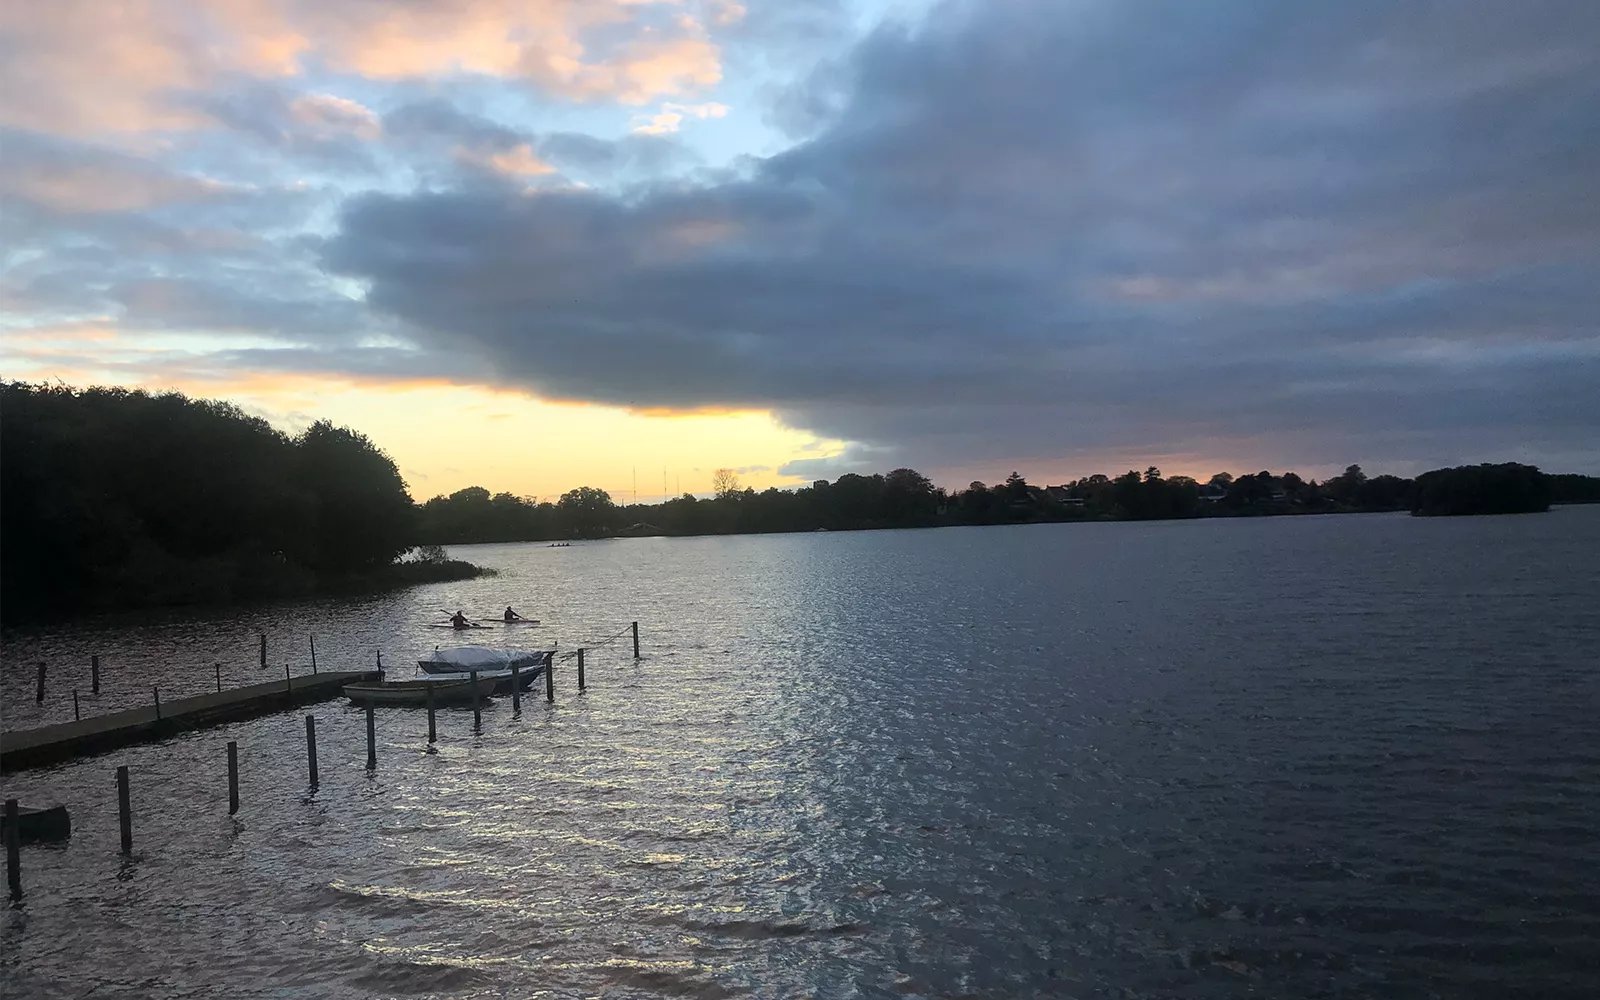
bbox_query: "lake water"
[3,510,1599,998]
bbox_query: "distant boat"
[426,622,494,630]
[344,674,499,706]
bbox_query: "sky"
[3,0,1597,502]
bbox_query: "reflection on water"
[4,510,1600,998]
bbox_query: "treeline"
[418,463,1600,543]
[1,382,484,620]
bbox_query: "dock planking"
[1,671,377,772]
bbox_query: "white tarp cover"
[427,646,512,669]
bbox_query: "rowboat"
[418,647,553,694]
[0,803,71,843]
[417,645,551,673]
[344,674,499,706]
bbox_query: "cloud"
[0,0,731,136]
[631,101,730,134]
[318,0,1600,475]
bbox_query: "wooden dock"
[1,671,377,772]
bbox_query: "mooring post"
[117,766,133,855]
[215,664,223,693]
[471,670,481,732]
[577,648,586,691]
[259,633,267,669]
[510,663,521,714]
[545,655,555,703]
[427,683,437,743]
[91,654,101,694]
[309,635,317,673]
[73,689,81,721]
[632,621,640,659]
[365,702,376,770]
[227,741,239,815]
[376,650,383,678]
[285,662,291,693]
[305,715,319,787]
[5,799,21,902]
[35,662,45,704]
[153,686,161,721]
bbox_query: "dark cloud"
[317,1,1600,474]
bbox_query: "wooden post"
[365,702,376,770]
[91,654,101,694]
[116,765,133,855]
[73,689,81,721]
[259,633,267,669]
[376,650,384,678]
[215,664,223,693]
[577,648,587,690]
[471,670,481,732]
[35,662,45,704]
[305,715,319,787]
[426,683,437,743]
[285,662,291,693]
[227,741,239,815]
[153,686,161,721]
[545,655,555,703]
[309,635,317,673]
[510,663,521,714]
[4,799,20,902]
[632,621,641,659]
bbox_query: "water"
[4,510,1599,998]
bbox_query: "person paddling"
[450,610,471,629]
[504,606,524,622]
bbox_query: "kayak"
[427,622,495,630]
[498,618,541,626]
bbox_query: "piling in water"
[5,799,20,901]
[309,635,317,674]
[73,689,81,721]
[35,663,46,704]
[577,648,586,691]
[91,654,101,694]
[471,670,481,732]
[153,686,161,721]
[285,662,291,693]
[215,664,223,693]
[227,741,239,815]
[365,702,376,770]
[510,664,521,713]
[545,656,555,703]
[259,633,267,669]
[632,621,641,659]
[117,766,132,855]
[426,684,437,743]
[305,715,319,787]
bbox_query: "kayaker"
[450,610,470,628]
[504,606,524,622]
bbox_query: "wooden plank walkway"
[1,671,377,772]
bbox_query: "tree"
[712,468,741,499]
[293,421,416,574]
[557,486,618,536]
[883,467,938,524]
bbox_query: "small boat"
[418,646,553,693]
[417,645,551,673]
[426,622,495,630]
[344,674,499,706]
[0,804,71,843]
[498,618,541,626]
